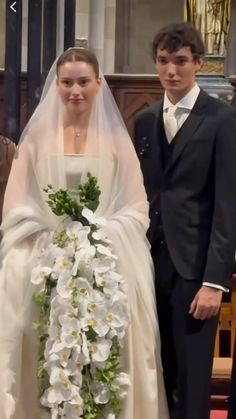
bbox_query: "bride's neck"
[64,110,90,130]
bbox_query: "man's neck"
[166,84,197,105]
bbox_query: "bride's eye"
[62,79,73,87]
[80,78,90,86]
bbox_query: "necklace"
[74,127,80,138]
[73,127,81,154]
[73,126,87,154]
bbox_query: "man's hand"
[189,286,222,320]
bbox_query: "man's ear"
[199,56,204,68]
[195,56,204,72]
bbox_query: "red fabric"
[210,411,227,419]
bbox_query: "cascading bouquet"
[31,173,129,419]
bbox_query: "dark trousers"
[151,242,219,419]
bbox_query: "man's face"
[155,47,203,104]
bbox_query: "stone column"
[56,0,65,55]
[22,0,28,71]
[89,0,105,70]
[104,0,116,73]
[75,0,89,48]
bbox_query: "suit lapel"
[153,100,165,174]
[165,90,208,175]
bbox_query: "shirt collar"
[163,84,200,111]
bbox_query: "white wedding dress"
[0,155,169,419]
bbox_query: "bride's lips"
[70,99,84,105]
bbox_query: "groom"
[134,22,236,419]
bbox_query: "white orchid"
[80,302,110,337]
[31,266,52,292]
[56,274,78,299]
[62,401,83,419]
[95,269,122,296]
[66,221,90,249]
[32,194,129,418]
[92,229,112,244]
[60,318,82,349]
[82,207,106,227]
[92,382,110,405]
[72,246,96,278]
[105,300,129,333]
[90,338,112,363]
[113,372,130,399]
[53,254,73,279]
[71,332,90,365]
[96,243,117,259]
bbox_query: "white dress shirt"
[163,84,200,142]
[163,84,228,292]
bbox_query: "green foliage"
[44,173,101,222]
[78,173,101,212]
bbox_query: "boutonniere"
[138,136,150,157]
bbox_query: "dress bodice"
[64,154,85,192]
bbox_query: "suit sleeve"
[203,107,236,288]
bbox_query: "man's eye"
[176,58,188,65]
[158,58,167,65]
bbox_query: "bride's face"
[56,61,100,115]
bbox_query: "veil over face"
[1,50,149,256]
[1,47,158,361]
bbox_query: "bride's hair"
[56,48,99,78]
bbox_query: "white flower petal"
[82,207,106,227]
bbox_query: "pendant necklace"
[74,127,81,154]
[74,127,80,138]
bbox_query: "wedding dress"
[0,154,169,419]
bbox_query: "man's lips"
[165,80,179,84]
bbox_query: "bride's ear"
[96,77,102,93]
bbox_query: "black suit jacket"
[134,90,236,288]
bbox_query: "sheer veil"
[0,50,157,319]
[1,53,149,249]
[0,50,168,419]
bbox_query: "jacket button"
[155,211,159,215]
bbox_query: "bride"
[0,48,169,419]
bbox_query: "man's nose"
[167,63,176,77]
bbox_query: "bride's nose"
[71,83,82,96]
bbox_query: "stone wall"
[0,0,235,75]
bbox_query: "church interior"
[0,1,236,418]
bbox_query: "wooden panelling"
[0,71,236,142]
[106,74,164,137]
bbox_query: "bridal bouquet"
[31,174,129,419]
